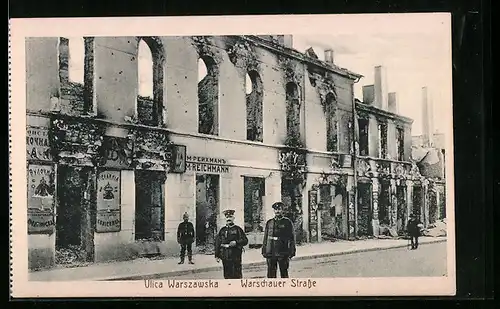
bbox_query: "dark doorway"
[319,184,346,240]
[429,188,438,224]
[412,185,423,219]
[378,181,390,225]
[195,174,220,254]
[357,182,372,236]
[135,171,166,241]
[281,178,304,243]
[56,166,94,264]
[56,167,84,250]
[396,186,407,234]
[243,177,265,234]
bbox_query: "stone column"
[371,178,380,236]
[346,176,355,238]
[390,179,397,229]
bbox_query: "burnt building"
[26,35,366,269]
[354,67,446,238]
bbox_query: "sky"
[66,14,452,137]
[292,19,452,136]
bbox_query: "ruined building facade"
[26,35,436,270]
[356,68,447,237]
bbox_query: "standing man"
[177,212,195,264]
[406,213,423,250]
[262,202,296,278]
[215,209,248,279]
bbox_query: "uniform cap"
[272,202,285,210]
[223,209,235,217]
[182,212,189,219]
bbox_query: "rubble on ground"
[422,219,447,237]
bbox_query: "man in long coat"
[177,212,195,264]
[407,213,423,250]
[262,202,296,278]
[215,209,249,279]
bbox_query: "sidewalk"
[29,237,446,281]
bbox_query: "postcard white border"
[9,14,456,298]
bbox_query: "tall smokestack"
[324,49,334,64]
[421,86,434,147]
[374,65,388,110]
[362,85,375,104]
[388,92,398,113]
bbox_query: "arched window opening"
[325,93,338,152]
[198,56,219,135]
[58,37,94,114]
[245,73,253,94]
[136,37,165,126]
[138,40,154,98]
[285,82,301,144]
[246,71,263,142]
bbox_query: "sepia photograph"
[10,14,455,297]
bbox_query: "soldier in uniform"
[262,202,296,278]
[215,209,248,279]
[177,212,195,264]
[406,213,423,250]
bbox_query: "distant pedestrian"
[262,202,296,278]
[177,212,195,264]
[215,209,248,279]
[406,213,423,250]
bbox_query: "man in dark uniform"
[262,202,296,278]
[215,209,248,279]
[406,213,423,250]
[177,212,195,264]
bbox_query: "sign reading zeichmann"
[186,155,230,173]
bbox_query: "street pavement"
[151,241,447,279]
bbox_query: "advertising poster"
[96,170,121,233]
[27,164,55,234]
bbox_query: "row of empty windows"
[58,37,338,149]
[358,118,405,161]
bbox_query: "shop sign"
[186,155,230,173]
[100,136,131,169]
[27,164,55,234]
[96,170,121,232]
[27,127,52,161]
[308,190,319,243]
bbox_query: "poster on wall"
[27,126,52,162]
[308,190,319,243]
[96,170,121,233]
[27,164,55,234]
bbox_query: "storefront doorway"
[319,184,346,240]
[281,178,304,243]
[357,182,372,236]
[135,170,166,242]
[412,185,423,219]
[195,174,220,254]
[55,166,93,264]
[378,180,391,226]
[396,185,407,234]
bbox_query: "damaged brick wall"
[58,37,95,115]
[198,56,219,135]
[246,70,264,142]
